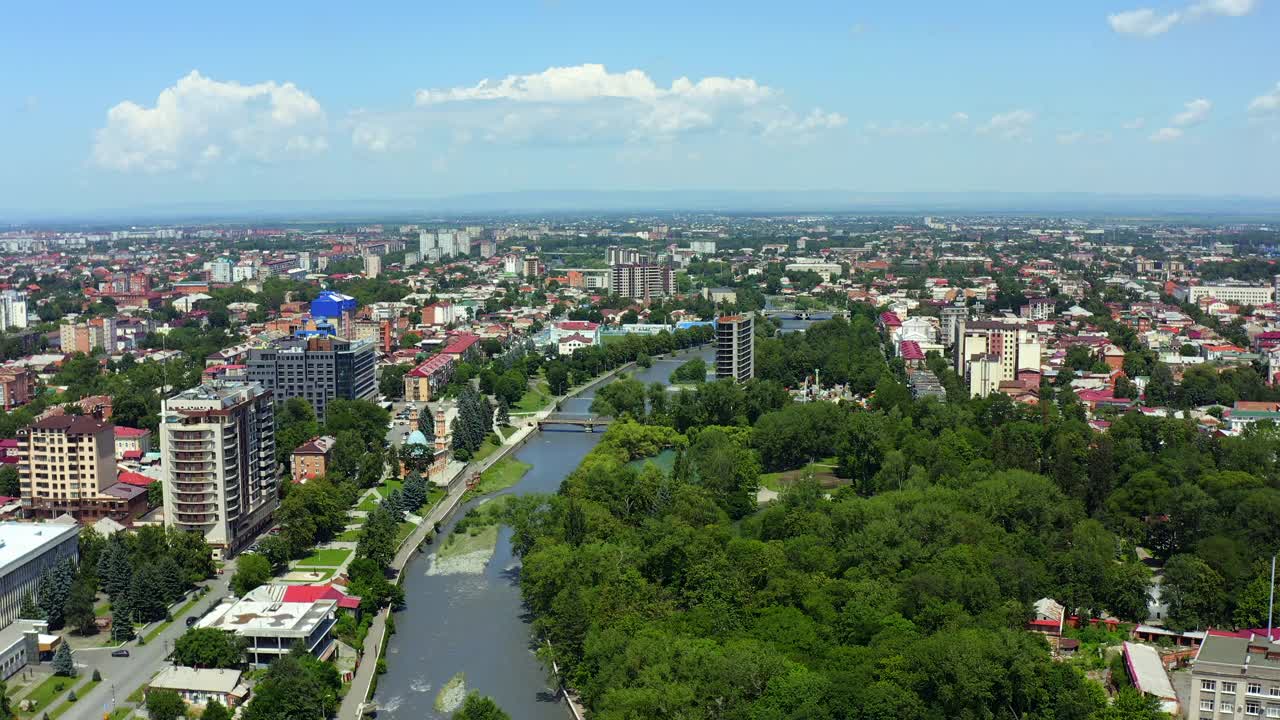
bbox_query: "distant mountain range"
[5,190,1279,225]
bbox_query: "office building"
[609,261,674,300]
[17,415,118,520]
[1188,631,1280,719]
[0,292,28,331]
[197,591,337,667]
[161,382,278,558]
[715,315,755,382]
[246,335,375,421]
[1178,283,1275,306]
[0,522,79,630]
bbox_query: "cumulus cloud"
[976,110,1035,141]
[394,63,842,147]
[951,112,970,123]
[1108,0,1257,35]
[1149,127,1184,142]
[1250,82,1280,114]
[92,71,327,172]
[1172,98,1212,126]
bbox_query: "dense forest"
[499,314,1280,719]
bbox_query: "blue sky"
[1,0,1277,214]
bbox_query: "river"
[373,346,715,720]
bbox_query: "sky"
[1,0,1278,215]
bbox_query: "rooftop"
[149,666,244,694]
[0,522,79,577]
[197,597,337,638]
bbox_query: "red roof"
[407,354,454,378]
[114,426,150,438]
[880,312,902,327]
[899,340,925,360]
[555,321,599,332]
[282,584,361,610]
[118,471,156,486]
[441,333,481,355]
[122,450,143,460]
[558,333,594,345]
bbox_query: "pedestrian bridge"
[537,414,613,432]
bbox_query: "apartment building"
[715,315,755,383]
[0,367,35,410]
[609,261,674,300]
[0,292,28,331]
[161,382,278,558]
[59,318,116,354]
[245,334,376,421]
[1190,632,1280,719]
[290,436,335,484]
[955,320,1042,398]
[403,355,455,403]
[16,415,117,520]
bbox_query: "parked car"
[111,649,130,658]
[186,616,198,627]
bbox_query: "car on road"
[186,616,198,627]
[111,649,130,658]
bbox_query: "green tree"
[0,466,18,497]
[145,689,185,720]
[201,699,231,720]
[174,628,246,668]
[51,642,75,677]
[232,554,273,597]
[378,364,410,399]
[1163,553,1227,630]
[63,572,98,635]
[18,594,42,621]
[453,693,510,720]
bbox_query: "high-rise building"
[363,254,381,278]
[715,315,755,383]
[209,259,235,284]
[17,415,117,519]
[161,382,278,558]
[246,335,376,420]
[609,261,674,300]
[59,318,116,354]
[955,320,1041,397]
[608,246,644,266]
[0,291,28,331]
[522,255,544,280]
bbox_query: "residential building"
[403,355,455,403]
[17,415,117,520]
[0,292,28,331]
[784,261,843,282]
[1178,283,1275,306]
[550,322,601,347]
[609,261,674,300]
[0,522,79,629]
[1189,631,1280,720]
[160,382,278,558]
[439,333,482,363]
[522,255,543,279]
[955,320,1042,397]
[715,315,755,383]
[290,436,335,483]
[59,318,116,354]
[113,427,152,460]
[557,333,596,356]
[608,246,644,265]
[0,367,35,410]
[147,667,250,709]
[246,335,376,421]
[689,240,717,256]
[196,595,337,667]
[363,254,381,278]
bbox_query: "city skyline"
[2,0,1278,215]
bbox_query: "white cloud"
[976,109,1035,141]
[951,112,969,123]
[396,63,841,146]
[1108,8,1183,35]
[1172,98,1211,126]
[865,120,953,137]
[1108,0,1257,35]
[92,71,327,172]
[1249,82,1280,114]
[1149,127,1184,142]
[1122,117,1146,130]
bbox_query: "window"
[1203,700,1217,711]
[1223,682,1238,693]
[1266,707,1280,719]
[1252,684,1266,695]
[1249,701,1263,716]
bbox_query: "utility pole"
[1268,555,1277,640]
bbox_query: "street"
[59,561,238,720]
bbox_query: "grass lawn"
[759,456,842,492]
[356,494,382,513]
[471,434,502,463]
[297,548,352,567]
[438,525,499,560]
[19,674,76,716]
[336,528,362,542]
[514,382,553,413]
[377,478,404,496]
[395,522,417,547]
[106,708,131,720]
[471,458,531,496]
[48,678,101,719]
[93,599,110,617]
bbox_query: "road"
[61,561,238,720]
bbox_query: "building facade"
[1189,632,1280,720]
[403,355,455,403]
[290,436,335,484]
[609,261,674,300]
[246,335,376,421]
[0,522,79,629]
[17,416,117,520]
[161,382,278,558]
[715,315,755,383]
[1181,284,1274,306]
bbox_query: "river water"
[374,346,714,720]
